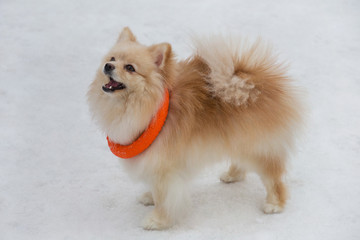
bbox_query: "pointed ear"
[117,27,137,42]
[148,43,172,69]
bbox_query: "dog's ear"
[118,27,137,42]
[148,43,172,69]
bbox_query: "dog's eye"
[110,57,115,61]
[124,64,135,72]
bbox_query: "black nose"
[104,63,115,73]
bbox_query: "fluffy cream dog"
[87,27,303,230]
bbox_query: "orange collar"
[106,89,170,159]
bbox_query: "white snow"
[1,0,359,239]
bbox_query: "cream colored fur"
[87,27,304,230]
[193,36,271,106]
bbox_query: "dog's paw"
[220,171,245,183]
[138,192,154,206]
[142,211,172,230]
[263,203,283,214]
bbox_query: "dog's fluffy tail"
[192,35,285,106]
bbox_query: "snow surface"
[1,0,360,239]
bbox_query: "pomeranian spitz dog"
[87,27,303,230]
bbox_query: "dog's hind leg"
[220,162,246,183]
[256,155,287,214]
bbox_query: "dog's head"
[95,27,173,99]
[87,28,174,143]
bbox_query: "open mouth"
[102,77,126,92]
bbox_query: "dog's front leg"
[142,172,189,230]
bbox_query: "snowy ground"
[1,0,360,239]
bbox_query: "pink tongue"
[105,79,121,88]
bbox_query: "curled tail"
[193,36,286,106]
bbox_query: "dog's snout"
[104,63,115,73]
